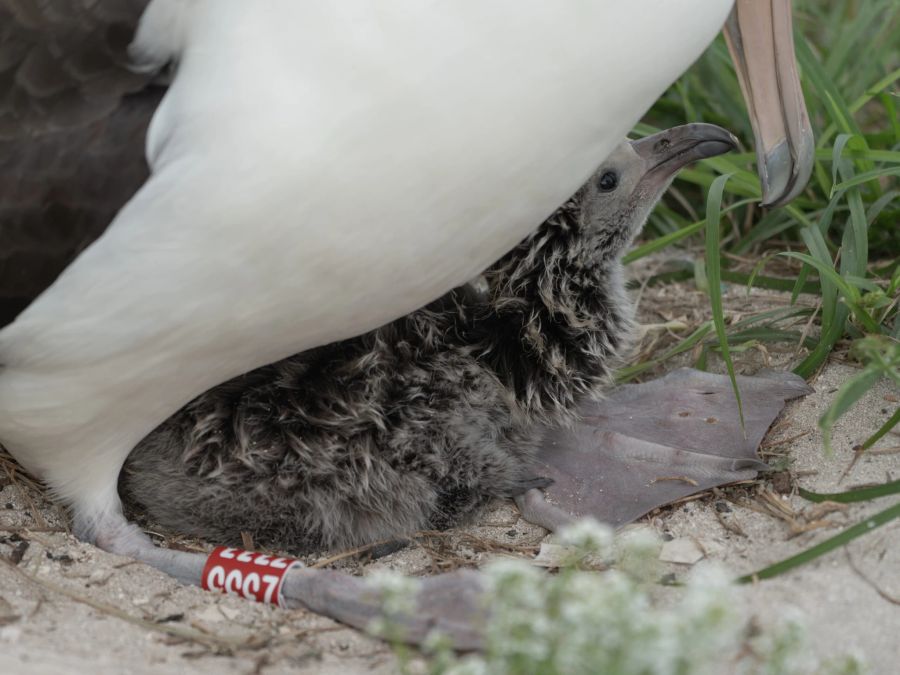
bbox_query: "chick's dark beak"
[631,123,739,187]
[724,0,815,207]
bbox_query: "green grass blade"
[867,190,899,225]
[721,270,819,295]
[729,307,815,331]
[830,133,855,190]
[705,174,744,431]
[793,306,850,378]
[777,252,857,300]
[822,1,888,82]
[624,199,757,264]
[616,322,714,383]
[780,252,881,333]
[837,163,871,321]
[737,500,900,583]
[725,328,816,350]
[796,36,863,138]
[733,212,798,255]
[831,167,900,194]
[790,264,811,305]
[861,407,900,452]
[818,66,900,147]
[883,91,900,144]
[798,226,838,326]
[818,365,884,454]
[799,479,900,504]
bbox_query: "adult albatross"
[1,1,812,570]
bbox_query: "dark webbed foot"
[528,368,813,527]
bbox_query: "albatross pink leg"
[95,514,490,649]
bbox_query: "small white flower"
[615,525,662,581]
[411,537,851,675]
[366,569,421,617]
[441,658,491,675]
[557,517,615,555]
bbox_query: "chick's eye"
[597,171,618,192]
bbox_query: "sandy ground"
[1,281,898,674]
[657,361,899,673]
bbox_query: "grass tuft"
[633,0,899,449]
[625,0,899,602]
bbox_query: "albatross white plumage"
[0,0,812,559]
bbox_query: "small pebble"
[532,543,572,568]
[194,605,225,623]
[0,596,19,626]
[87,569,113,586]
[0,626,22,643]
[219,606,240,620]
[770,471,792,494]
[45,551,74,566]
[659,538,704,565]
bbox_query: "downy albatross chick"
[121,124,739,552]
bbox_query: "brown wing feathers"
[0,0,157,327]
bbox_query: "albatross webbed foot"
[526,368,813,528]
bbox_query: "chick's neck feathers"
[461,196,635,425]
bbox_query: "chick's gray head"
[576,123,738,261]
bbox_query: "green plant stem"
[861,407,900,451]
[737,500,900,583]
[799,479,900,503]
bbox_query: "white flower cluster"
[369,519,865,675]
[463,560,745,675]
[557,518,615,554]
[365,569,422,639]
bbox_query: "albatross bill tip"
[724,0,815,208]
